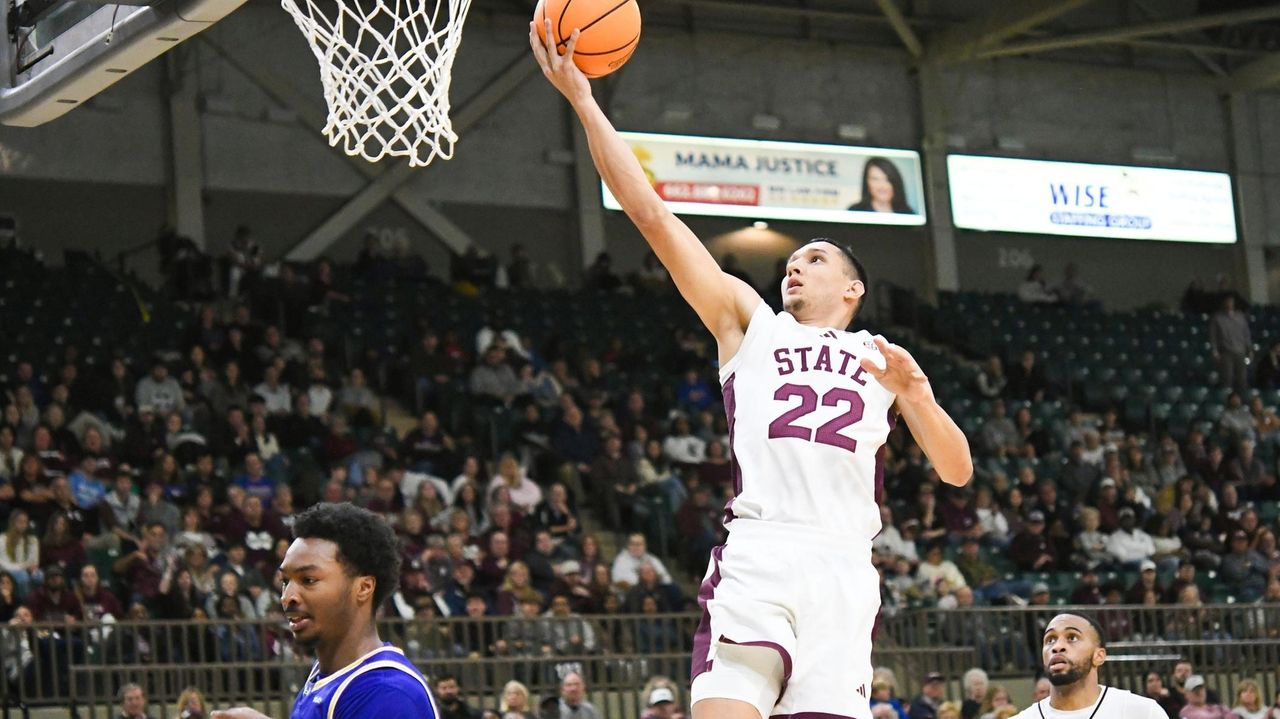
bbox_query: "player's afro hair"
[292,502,401,616]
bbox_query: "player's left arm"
[859,336,972,486]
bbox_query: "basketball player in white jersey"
[1015,613,1166,719]
[531,25,972,719]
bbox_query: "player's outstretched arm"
[529,22,759,351]
[860,336,972,486]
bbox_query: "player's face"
[1042,614,1105,687]
[780,243,862,317]
[279,537,373,648]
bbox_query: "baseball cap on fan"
[1185,675,1206,692]
[649,688,675,706]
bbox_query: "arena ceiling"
[453,0,1280,90]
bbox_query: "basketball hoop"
[279,0,474,167]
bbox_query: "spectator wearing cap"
[1106,507,1156,570]
[1009,511,1055,571]
[27,564,82,622]
[1094,477,1123,532]
[1220,529,1269,601]
[640,687,677,719]
[909,673,947,719]
[135,359,185,416]
[1179,676,1236,719]
[1125,559,1164,604]
[1163,560,1198,605]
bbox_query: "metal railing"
[3,605,1277,717]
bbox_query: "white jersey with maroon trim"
[717,301,897,541]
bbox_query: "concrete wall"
[0,2,1278,309]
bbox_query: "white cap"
[649,688,674,706]
[1185,675,1206,691]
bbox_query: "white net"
[279,0,474,167]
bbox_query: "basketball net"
[279,0,474,167]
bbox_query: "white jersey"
[1013,687,1168,719]
[717,302,897,540]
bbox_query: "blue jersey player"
[212,503,437,719]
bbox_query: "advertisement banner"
[604,132,926,225]
[948,155,1236,243]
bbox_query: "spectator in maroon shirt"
[74,564,122,622]
[477,530,513,595]
[224,495,286,576]
[27,565,82,622]
[112,521,172,606]
[940,487,980,541]
[1010,510,1056,571]
[39,513,86,578]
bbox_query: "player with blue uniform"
[213,503,437,719]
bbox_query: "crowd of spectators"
[869,662,1280,719]
[4,238,1280,712]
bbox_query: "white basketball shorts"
[690,518,879,719]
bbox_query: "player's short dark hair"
[805,237,868,287]
[292,502,401,617]
[1055,611,1107,648]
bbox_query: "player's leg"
[690,538,796,719]
[692,698,771,719]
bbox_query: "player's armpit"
[336,674,437,719]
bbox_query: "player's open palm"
[529,21,591,104]
[860,335,931,404]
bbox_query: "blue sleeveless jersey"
[291,644,437,719]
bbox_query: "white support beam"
[872,0,923,59]
[1225,94,1268,305]
[165,48,207,250]
[977,5,1280,61]
[1223,52,1280,94]
[918,62,959,298]
[929,0,1097,63]
[286,52,538,262]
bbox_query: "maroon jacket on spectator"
[28,568,83,622]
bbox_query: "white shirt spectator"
[1107,527,1156,564]
[307,384,333,416]
[253,380,292,415]
[611,551,673,586]
[487,474,543,514]
[976,506,1009,538]
[916,557,968,593]
[662,433,706,465]
[401,470,453,507]
[873,525,918,563]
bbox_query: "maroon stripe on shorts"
[690,544,725,681]
[768,706,860,711]
[770,713,861,719]
[873,408,897,507]
[722,373,741,524]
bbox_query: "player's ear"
[845,279,865,301]
[354,574,375,604]
[1093,646,1107,667]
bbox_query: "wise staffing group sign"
[604,132,927,225]
[947,155,1237,244]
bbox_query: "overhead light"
[752,113,781,131]
[752,221,769,230]
[996,135,1026,151]
[837,123,867,142]
[1132,146,1176,164]
[661,104,692,123]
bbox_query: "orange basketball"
[535,0,641,78]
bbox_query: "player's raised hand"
[529,20,591,104]
[859,335,933,404]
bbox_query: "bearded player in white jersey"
[1015,613,1166,719]
[531,24,972,719]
